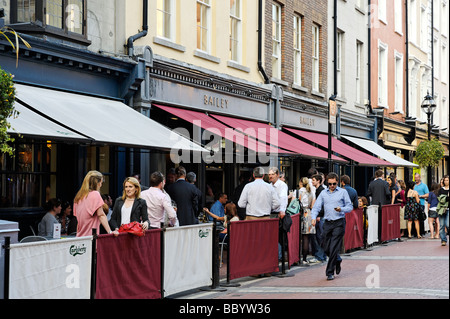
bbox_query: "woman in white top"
[109,177,149,232]
[296,177,316,263]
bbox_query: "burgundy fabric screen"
[344,208,365,251]
[228,219,279,280]
[381,204,401,242]
[96,230,162,299]
[287,214,301,267]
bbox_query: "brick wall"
[265,0,328,103]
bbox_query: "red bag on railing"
[118,222,145,237]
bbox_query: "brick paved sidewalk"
[184,236,449,300]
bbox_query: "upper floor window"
[312,24,320,92]
[229,0,242,63]
[293,14,302,86]
[157,0,175,41]
[9,0,88,45]
[272,3,282,79]
[197,0,211,52]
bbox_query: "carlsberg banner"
[9,237,93,299]
[164,224,213,297]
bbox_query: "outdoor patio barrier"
[6,236,93,299]
[344,208,365,251]
[381,204,401,242]
[2,206,404,299]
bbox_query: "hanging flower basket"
[415,138,445,168]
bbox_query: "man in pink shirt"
[141,172,178,229]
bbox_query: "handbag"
[418,205,427,221]
[119,222,145,237]
[286,198,301,216]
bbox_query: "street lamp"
[421,91,437,141]
[421,91,437,186]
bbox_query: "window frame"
[272,3,282,79]
[312,24,320,92]
[196,0,211,53]
[293,14,302,86]
[9,0,89,46]
[229,0,242,63]
[157,0,176,41]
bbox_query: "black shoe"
[336,260,342,275]
[327,275,335,281]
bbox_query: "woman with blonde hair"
[74,171,117,237]
[109,177,149,232]
[296,177,316,263]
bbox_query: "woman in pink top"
[73,171,118,237]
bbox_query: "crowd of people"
[37,166,450,279]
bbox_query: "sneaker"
[308,258,320,264]
[442,241,447,247]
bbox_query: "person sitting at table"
[109,177,150,232]
[57,201,75,235]
[38,198,62,237]
[204,202,239,242]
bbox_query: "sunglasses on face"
[328,182,338,186]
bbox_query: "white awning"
[342,135,419,168]
[8,101,91,142]
[14,84,207,153]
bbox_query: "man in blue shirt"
[209,193,228,223]
[312,173,353,281]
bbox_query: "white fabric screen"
[9,237,93,299]
[367,205,379,245]
[163,224,213,297]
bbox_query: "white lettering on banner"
[365,264,381,289]
[66,264,80,289]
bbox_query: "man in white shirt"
[238,167,281,220]
[141,171,178,229]
[268,167,288,219]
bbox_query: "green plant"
[0,67,18,156]
[415,138,445,168]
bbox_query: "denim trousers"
[439,211,449,243]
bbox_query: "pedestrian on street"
[404,181,422,239]
[311,174,327,263]
[311,172,353,281]
[428,183,441,239]
[73,171,118,237]
[437,175,449,246]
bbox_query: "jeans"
[314,218,327,261]
[438,210,449,243]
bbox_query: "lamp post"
[421,91,437,186]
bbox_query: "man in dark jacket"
[366,170,390,206]
[366,169,390,241]
[166,166,199,226]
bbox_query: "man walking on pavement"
[311,173,353,281]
